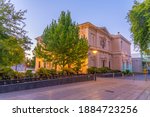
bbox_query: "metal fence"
[97,73,150,81]
[0,74,95,93]
[0,74,95,86]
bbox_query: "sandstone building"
[35,22,132,72]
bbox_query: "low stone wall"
[0,74,94,93]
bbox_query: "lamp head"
[92,50,98,54]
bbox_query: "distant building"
[12,64,26,72]
[132,53,142,73]
[141,53,150,73]
[35,22,132,73]
[132,53,150,73]
[132,58,142,73]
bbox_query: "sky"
[11,0,142,58]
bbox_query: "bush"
[112,69,121,73]
[73,67,82,74]
[87,67,113,74]
[122,70,132,75]
[25,70,33,77]
[87,67,98,74]
[36,68,50,77]
[14,72,26,79]
[0,67,16,80]
[57,71,64,75]
[98,67,111,73]
[0,69,3,80]
[62,68,76,75]
[36,68,57,77]
[49,69,57,75]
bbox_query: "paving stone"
[0,77,150,100]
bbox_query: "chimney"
[118,32,120,35]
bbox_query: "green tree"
[25,56,35,68]
[0,37,25,67]
[35,11,88,72]
[127,0,150,52]
[0,0,31,68]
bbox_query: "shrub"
[87,67,98,74]
[87,67,113,74]
[13,72,25,79]
[62,68,76,75]
[122,70,132,75]
[98,67,111,73]
[0,67,16,80]
[112,69,121,73]
[25,70,33,77]
[73,67,82,74]
[57,71,64,75]
[36,68,58,78]
[36,68,50,77]
[49,69,57,75]
[0,69,3,80]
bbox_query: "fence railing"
[0,74,95,93]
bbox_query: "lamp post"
[92,50,98,81]
[92,50,98,67]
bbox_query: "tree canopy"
[35,11,88,72]
[0,37,25,67]
[127,0,150,52]
[0,0,31,68]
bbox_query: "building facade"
[35,22,132,72]
[132,53,150,73]
[132,58,142,73]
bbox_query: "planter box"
[0,74,94,93]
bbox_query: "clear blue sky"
[12,0,142,57]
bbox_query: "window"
[123,62,125,70]
[109,61,111,68]
[126,61,129,69]
[108,41,110,50]
[102,60,105,67]
[39,61,41,68]
[44,62,46,68]
[91,33,96,47]
[100,38,106,49]
[121,41,123,50]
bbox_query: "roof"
[35,36,42,41]
[79,22,111,36]
[131,53,141,58]
[79,22,130,43]
[111,34,131,44]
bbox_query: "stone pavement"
[0,77,150,100]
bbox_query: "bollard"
[94,73,96,81]
[113,73,115,78]
[122,73,124,78]
[143,69,148,81]
[145,74,147,81]
[133,73,135,80]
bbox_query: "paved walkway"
[0,77,150,100]
[120,74,150,81]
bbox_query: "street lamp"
[92,50,98,67]
[92,50,98,54]
[92,50,98,81]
